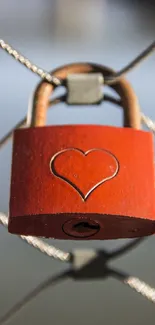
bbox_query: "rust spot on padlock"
[8,62,155,239]
[62,218,100,238]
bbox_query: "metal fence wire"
[0,39,155,324]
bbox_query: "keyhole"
[73,221,100,233]
[62,218,100,238]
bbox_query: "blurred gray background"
[0,0,155,324]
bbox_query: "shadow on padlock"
[8,63,155,239]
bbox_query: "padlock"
[8,63,155,240]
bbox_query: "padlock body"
[9,125,155,239]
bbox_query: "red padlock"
[8,63,155,239]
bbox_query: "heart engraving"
[50,148,119,201]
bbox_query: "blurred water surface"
[0,1,155,324]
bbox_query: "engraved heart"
[50,148,119,201]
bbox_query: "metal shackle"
[29,63,141,129]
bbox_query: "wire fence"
[0,39,155,324]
